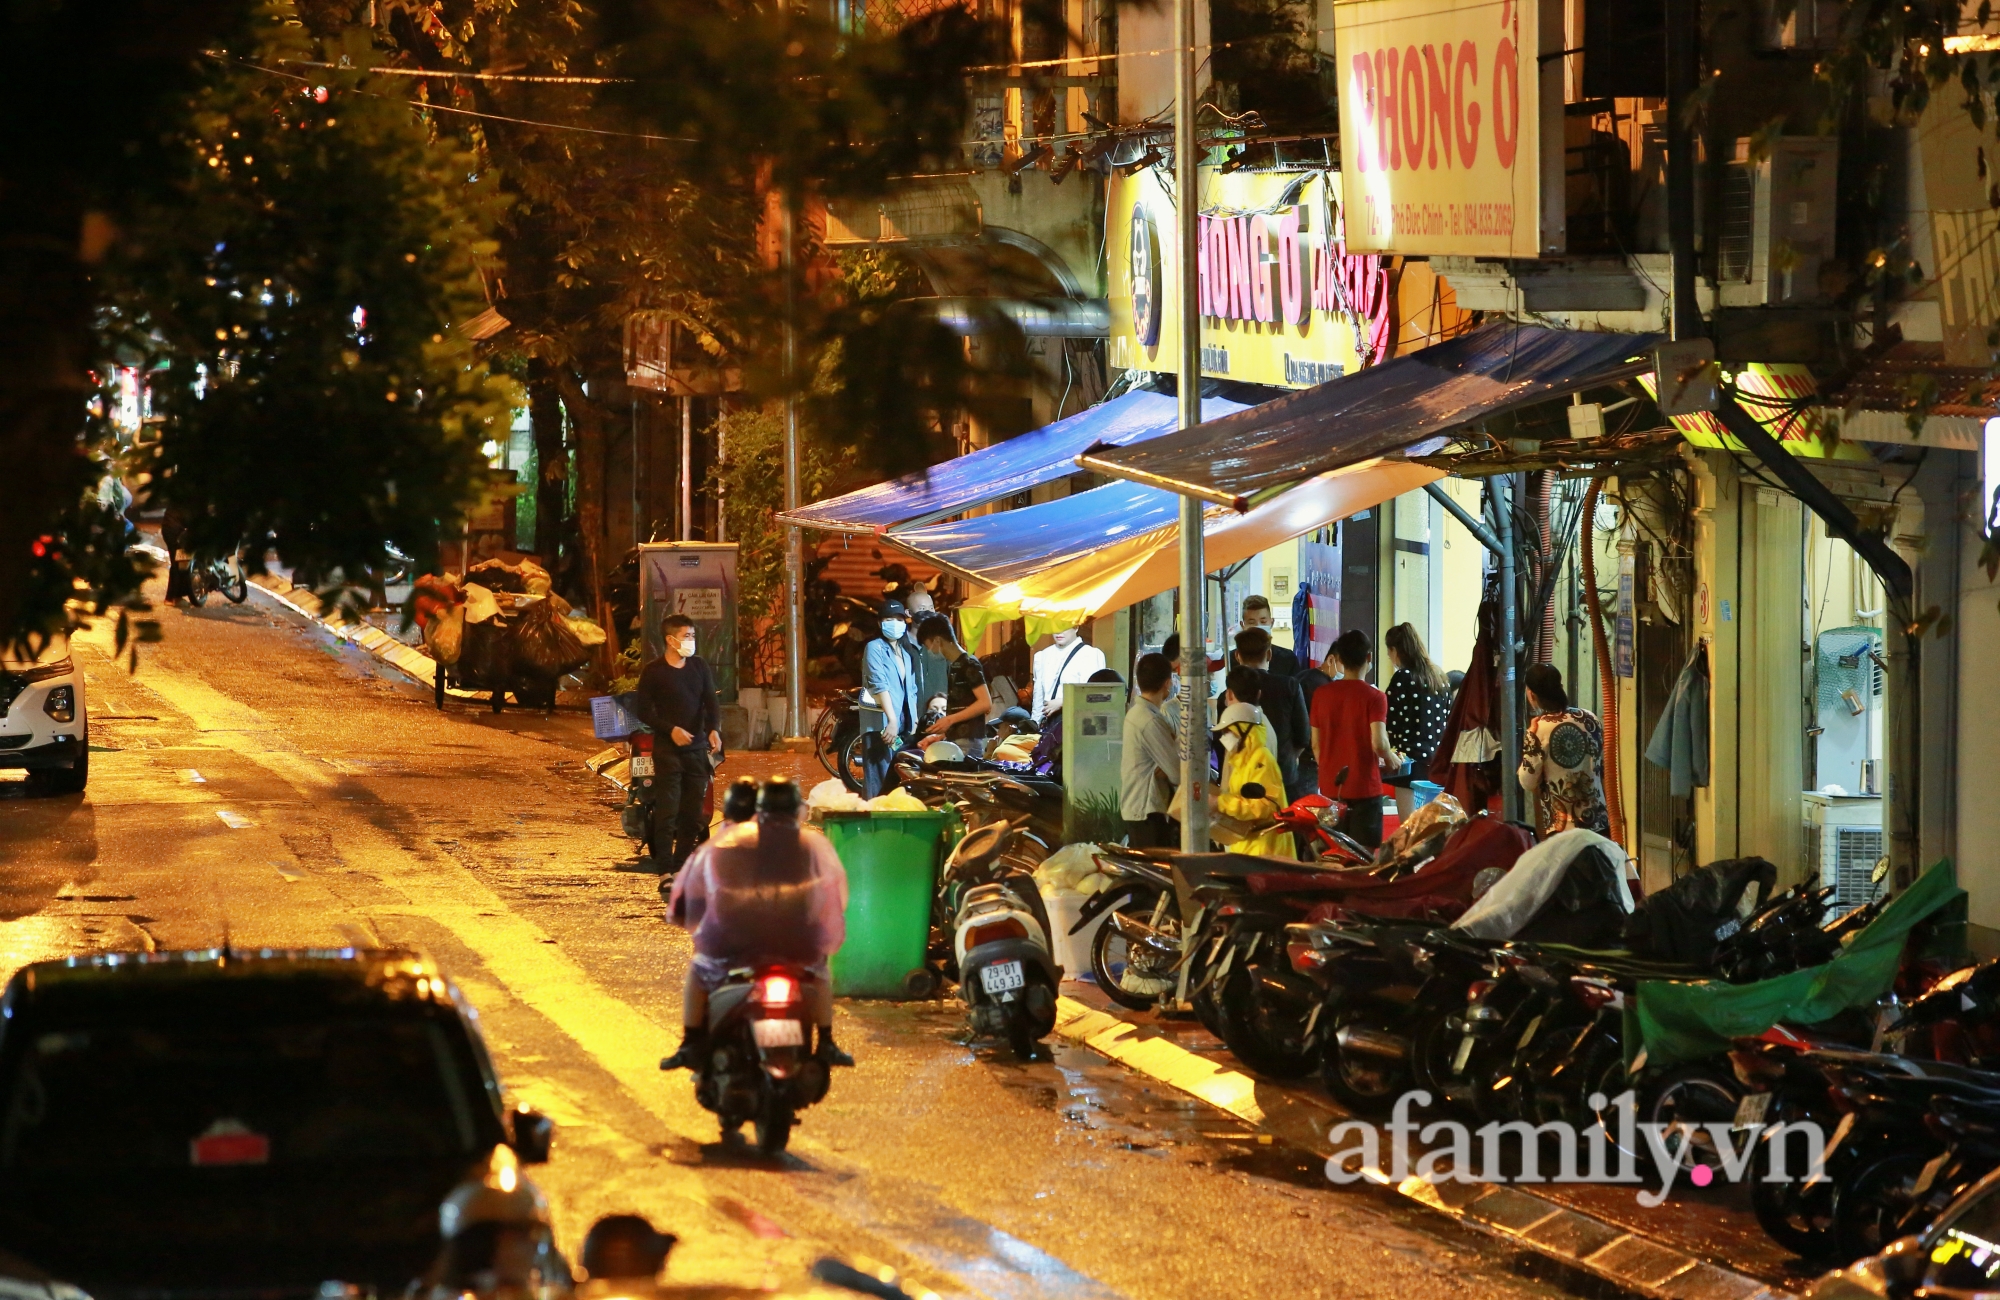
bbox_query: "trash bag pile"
[411,559,606,709]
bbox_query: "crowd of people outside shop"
[1115,598,1610,860]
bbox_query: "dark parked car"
[0,947,553,1297]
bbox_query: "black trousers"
[862,731,902,799]
[1124,813,1180,849]
[1337,797,1385,851]
[649,747,711,869]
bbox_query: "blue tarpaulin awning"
[885,480,1182,586]
[1077,324,1662,510]
[776,387,1248,534]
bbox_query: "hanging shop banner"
[1330,0,1565,258]
[1108,168,1390,388]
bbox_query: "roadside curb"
[244,576,479,698]
[1051,996,1795,1300]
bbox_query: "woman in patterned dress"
[1383,623,1454,819]
[1517,663,1610,838]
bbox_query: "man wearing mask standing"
[1239,595,1298,677]
[1031,625,1105,724]
[635,613,723,874]
[860,602,921,797]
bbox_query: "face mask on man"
[677,634,696,656]
[881,620,906,641]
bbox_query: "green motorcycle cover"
[1629,859,1963,1069]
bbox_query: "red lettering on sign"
[1400,45,1426,172]
[1225,217,1251,318]
[1424,45,1450,168]
[1455,41,1481,168]
[1492,38,1519,169]
[1277,208,1306,324]
[1350,54,1379,172]
[1248,214,1274,321]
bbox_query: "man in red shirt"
[1308,629,1404,849]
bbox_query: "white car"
[0,633,87,793]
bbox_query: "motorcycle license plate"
[630,755,655,778]
[1732,1091,1771,1130]
[1452,1033,1476,1074]
[980,960,1026,994]
[752,1018,805,1049]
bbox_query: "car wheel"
[34,734,87,796]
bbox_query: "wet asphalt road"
[0,586,1586,1300]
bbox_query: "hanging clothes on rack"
[1644,641,1711,798]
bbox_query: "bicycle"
[813,690,864,780]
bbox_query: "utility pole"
[1173,0,1207,853]
[782,193,805,739]
[1495,475,1520,821]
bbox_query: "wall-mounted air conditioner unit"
[1716,136,1839,307]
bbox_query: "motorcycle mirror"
[508,1106,554,1164]
[1872,857,1890,884]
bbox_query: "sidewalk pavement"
[1052,982,1805,1300]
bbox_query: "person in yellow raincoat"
[1212,673,1298,860]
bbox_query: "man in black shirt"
[915,615,991,754]
[634,613,722,873]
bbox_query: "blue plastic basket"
[590,693,643,740]
[1410,779,1444,809]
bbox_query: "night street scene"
[7,1,2000,1297]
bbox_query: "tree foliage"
[108,16,520,595]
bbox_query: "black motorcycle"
[694,964,830,1156]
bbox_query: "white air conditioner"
[1716,137,1839,307]
[1803,792,1885,908]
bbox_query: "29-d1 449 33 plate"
[980,960,1026,994]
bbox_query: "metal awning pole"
[1496,473,1521,821]
[1174,0,1207,853]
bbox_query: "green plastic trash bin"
[821,810,955,999]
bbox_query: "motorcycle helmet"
[757,776,801,817]
[721,777,760,823]
[925,741,965,764]
[579,1214,676,1281]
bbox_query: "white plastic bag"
[807,779,865,814]
[864,788,926,812]
[462,583,501,625]
[1035,842,1105,894]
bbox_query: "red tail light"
[1288,941,1325,972]
[967,918,1029,948]
[632,732,655,755]
[1467,980,1495,1002]
[1573,980,1623,1011]
[757,973,796,1005]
